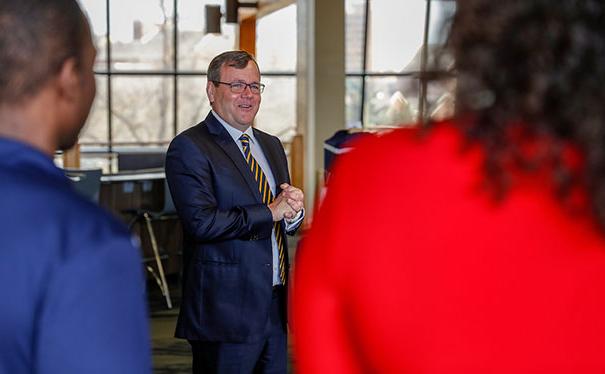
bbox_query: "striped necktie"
[239,134,286,284]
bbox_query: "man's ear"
[55,57,80,103]
[207,81,215,105]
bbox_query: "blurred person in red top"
[293,0,605,372]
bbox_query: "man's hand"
[268,192,296,221]
[268,184,304,221]
[279,183,304,215]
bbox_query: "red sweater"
[293,121,605,373]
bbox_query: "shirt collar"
[0,137,66,180]
[211,110,256,145]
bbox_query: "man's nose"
[241,84,253,96]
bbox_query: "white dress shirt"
[212,111,304,285]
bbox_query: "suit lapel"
[204,113,262,202]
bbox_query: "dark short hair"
[207,50,260,85]
[0,0,87,104]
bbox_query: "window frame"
[349,0,455,128]
[85,0,297,151]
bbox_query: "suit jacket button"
[265,263,271,267]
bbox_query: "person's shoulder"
[59,201,143,275]
[170,121,207,146]
[342,119,464,164]
[61,190,135,248]
[167,121,215,162]
[3,172,136,259]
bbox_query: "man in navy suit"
[166,50,305,373]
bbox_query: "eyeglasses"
[213,81,265,94]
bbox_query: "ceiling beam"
[257,0,295,18]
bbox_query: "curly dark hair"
[0,0,86,104]
[444,0,605,227]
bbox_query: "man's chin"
[237,115,257,127]
[57,136,79,152]
[58,119,87,151]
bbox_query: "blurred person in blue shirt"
[0,0,151,373]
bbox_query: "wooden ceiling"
[240,0,295,19]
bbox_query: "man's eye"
[249,84,260,91]
[231,83,245,89]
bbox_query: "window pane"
[427,0,457,70]
[257,5,297,72]
[364,77,420,128]
[346,77,363,127]
[178,0,237,71]
[345,0,366,73]
[79,0,107,72]
[367,0,426,73]
[178,76,211,132]
[255,77,296,142]
[428,1,456,45]
[109,0,175,71]
[80,76,108,145]
[426,78,456,121]
[111,77,174,143]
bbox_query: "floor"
[148,276,190,374]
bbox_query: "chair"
[64,168,102,203]
[126,179,177,309]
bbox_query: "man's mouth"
[238,104,253,109]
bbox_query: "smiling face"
[207,61,261,132]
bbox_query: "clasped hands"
[269,183,304,221]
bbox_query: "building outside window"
[346,0,456,129]
[78,0,296,160]
[77,0,455,170]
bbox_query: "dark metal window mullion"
[97,0,296,148]
[105,0,113,160]
[418,0,432,125]
[360,0,370,128]
[173,0,178,138]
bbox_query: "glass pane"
[80,76,109,145]
[428,1,456,45]
[255,77,296,143]
[79,0,107,72]
[346,77,363,128]
[178,0,237,71]
[427,0,457,70]
[111,77,174,144]
[345,0,366,73]
[178,76,212,132]
[367,0,426,73]
[257,4,297,72]
[109,0,175,71]
[364,77,420,128]
[426,78,456,121]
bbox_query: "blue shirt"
[212,111,304,285]
[0,138,151,374]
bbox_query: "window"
[346,0,456,128]
[255,4,297,143]
[78,0,296,152]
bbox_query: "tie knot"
[239,134,251,145]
